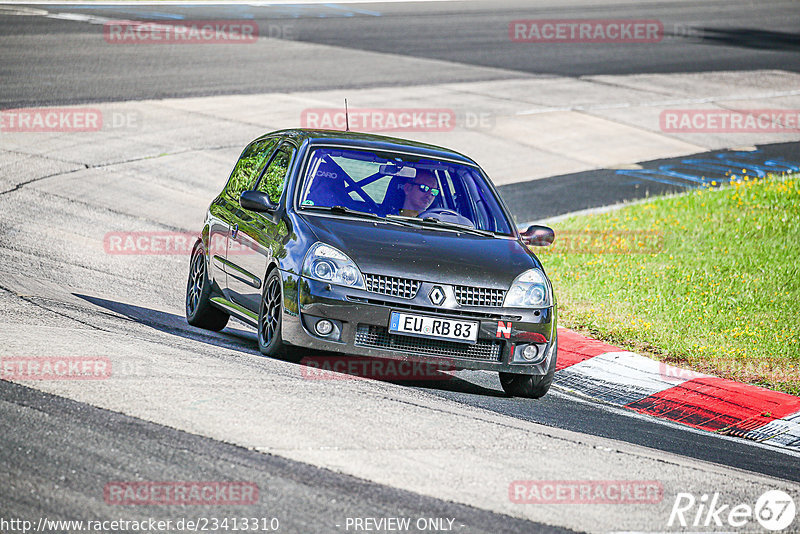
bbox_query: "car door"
[226,141,297,313]
[210,137,278,300]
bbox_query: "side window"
[443,170,474,221]
[256,143,295,203]
[359,174,392,204]
[225,138,278,201]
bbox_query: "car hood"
[299,214,539,288]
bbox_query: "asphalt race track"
[1,1,799,533]
[0,381,566,534]
[2,0,800,107]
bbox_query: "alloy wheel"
[186,250,205,316]
[260,275,281,346]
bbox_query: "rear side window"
[256,143,296,203]
[225,138,278,201]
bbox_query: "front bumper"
[280,274,557,375]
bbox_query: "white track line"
[516,90,800,115]
[549,387,800,459]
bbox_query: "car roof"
[257,129,477,166]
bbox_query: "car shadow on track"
[296,352,506,397]
[74,293,505,398]
[75,293,261,353]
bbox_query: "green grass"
[539,171,800,395]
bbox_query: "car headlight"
[503,269,552,308]
[302,242,365,288]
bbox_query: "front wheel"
[258,269,287,357]
[186,241,229,331]
[499,340,558,399]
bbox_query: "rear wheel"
[499,339,558,399]
[186,241,229,331]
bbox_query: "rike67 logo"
[669,490,796,531]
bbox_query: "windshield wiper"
[303,205,413,227]
[386,214,495,237]
[422,218,495,237]
[302,205,380,218]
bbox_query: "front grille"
[454,285,506,307]
[364,273,421,299]
[346,296,521,321]
[355,324,503,361]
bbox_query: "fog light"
[521,344,540,361]
[315,319,333,336]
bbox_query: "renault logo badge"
[429,286,446,306]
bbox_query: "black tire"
[258,269,287,357]
[499,339,558,399]
[186,241,229,331]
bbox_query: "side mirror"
[521,225,555,246]
[240,190,278,213]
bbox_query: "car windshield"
[297,147,513,235]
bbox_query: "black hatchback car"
[186,129,558,398]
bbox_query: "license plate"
[389,312,479,344]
